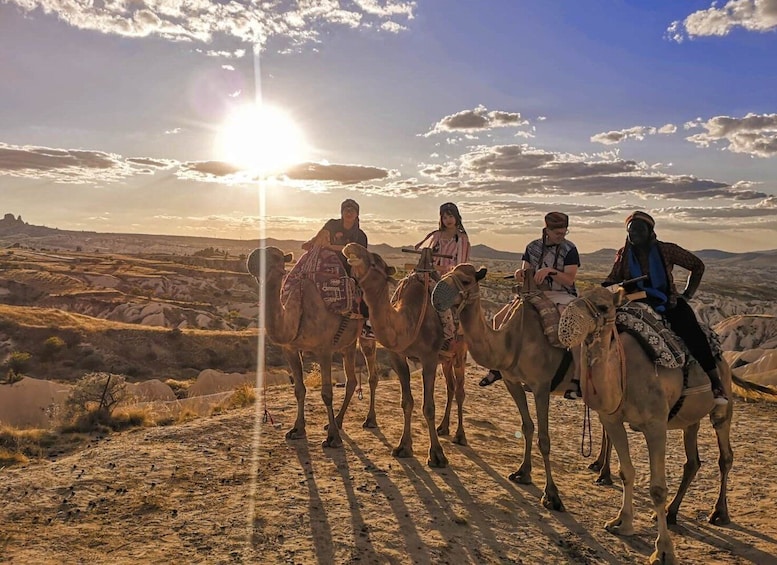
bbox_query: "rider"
[479,211,582,399]
[415,202,471,275]
[601,210,727,405]
[303,198,373,337]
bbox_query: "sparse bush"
[63,372,128,432]
[220,383,256,411]
[41,336,66,361]
[3,369,24,384]
[6,351,31,374]
[168,327,183,340]
[164,378,191,399]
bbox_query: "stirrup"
[479,370,502,387]
[712,388,729,406]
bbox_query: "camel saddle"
[281,246,361,317]
[615,302,723,369]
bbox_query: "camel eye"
[597,304,609,314]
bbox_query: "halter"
[443,271,480,317]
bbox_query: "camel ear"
[386,266,397,276]
[284,253,293,263]
[475,267,487,281]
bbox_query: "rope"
[580,405,592,457]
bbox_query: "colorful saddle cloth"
[615,302,723,369]
[281,246,361,317]
[501,291,564,348]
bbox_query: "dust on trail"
[2,370,777,564]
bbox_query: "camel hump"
[282,246,361,316]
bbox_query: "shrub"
[6,351,31,374]
[62,372,128,432]
[41,336,66,361]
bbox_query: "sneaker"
[712,387,729,406]
[479,370,502,387]
[360,320,375,340]
[564,380,582,400]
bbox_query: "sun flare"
[215,104,308,174]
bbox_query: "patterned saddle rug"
[281,246,361,317]
[501,291,565,348]
[615,302,723,369]
[392,270,458,341]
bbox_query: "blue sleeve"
[564,246,581,267]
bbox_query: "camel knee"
[649,484,668,507]
[320,388,334,407]
[537,436,551,455]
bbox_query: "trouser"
[664,298,716,372]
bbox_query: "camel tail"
[732,374,777,402]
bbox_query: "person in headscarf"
[601,211,727,405]
[414,202,471,275]
[479,212,582,398]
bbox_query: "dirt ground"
[2,364,777,564]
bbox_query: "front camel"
[343,243,467,468]
[432,264,583,511]
[247,247,379,449]
[559,286,733,565]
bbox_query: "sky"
[2,0,777,254]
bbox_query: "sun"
[215,104,308,174]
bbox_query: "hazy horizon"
[2,2,777,253]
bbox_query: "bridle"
[441,271,480,317]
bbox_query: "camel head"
[246,247,293,281]
[559,286,622,347]
[431,264,487,312]
[342,243,396,282]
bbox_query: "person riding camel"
[601,210,728,405]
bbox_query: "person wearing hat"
[601,211,728,405]
[414,202,471,275]
[480,212,582,397]
[303,198,368,263]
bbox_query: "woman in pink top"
[415,202,471,274]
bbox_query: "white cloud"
[667,0,777,42]
[423,105,529,136]
[5,0,415,49]
[686,113,777,157]
[590,124,677,145]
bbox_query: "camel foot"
[392,445,413,459]
[542,493,565,512]
[709,507,731,526]
[508,469,532,485]
[436,424,450,437]
[605,517,634,536]
[285,428,306,440]
[649,549,676,565]
[322,436,343,449]
[427,448,449,469]
[452,430,468,446]
[595,474,613,486]
[362,416,378,429]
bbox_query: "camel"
[431,264,581,511]
[247,247,379,448]
[558,286,733,565]
[342,243,468,468]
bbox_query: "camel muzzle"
[431,280,458,312]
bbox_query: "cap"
[544,212,569,229]
[625,211,655,229]
[341,198,359,214]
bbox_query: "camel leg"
[601,420,635,536]
[320,355,343,449]
[708,401,733,525]
[283,348,307,440]
[358,336,380,429]
[664,422,701,525]
[334,344,358,429]
[642,423,676,565]
[422,358,448,468]
[451,346,467,446]
[590,429,613,486]
[389,352,414,459]
[533,386,565,512]
[503,378,534,485]
[436,359,454,437]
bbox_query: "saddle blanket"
[281,247,360,316]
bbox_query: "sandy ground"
[2,365,777,565]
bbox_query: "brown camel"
[342,243,468,468]
[558,286,733,565]
[431,264,581,511]
[247,247,379,448]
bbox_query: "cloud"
[423,105,528,136]
[283,162,392,183]
[590,124,677,145]
[685,113,777,157]
[6,0,415,49]
[667,0,777,42]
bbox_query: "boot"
[707,367,728,406]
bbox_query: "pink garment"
[427,231,470,274]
